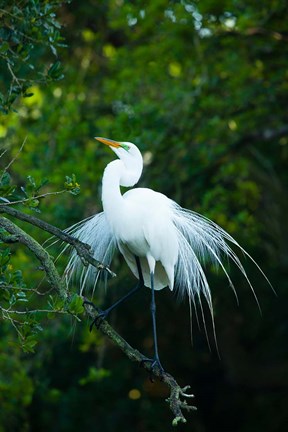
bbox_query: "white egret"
[65,137,269,371]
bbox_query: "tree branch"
[0,205,115,277]
[0,211,196,423]
[83,301,197,424]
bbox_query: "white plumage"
[65,137,269,319]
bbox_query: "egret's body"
[106,187,178,291]
[65,137,269,368]
[100,142,177,292]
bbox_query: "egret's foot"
[83,299,98,311]
[82,300,108,331]
[89,309,109,331]
[140,357,165,382]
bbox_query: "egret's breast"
[108,187,179,267]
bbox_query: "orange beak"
[94,137,121,148]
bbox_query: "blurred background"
[0,1,287,431]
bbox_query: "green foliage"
[0,243,26,305]
[64,174,81,195]
[0,172,16,202]
[20,175,49,211]
[0,165,80,211]
[79,367,111,385]
[0,331,34,431]
[0,0,69,113]
[0,240,43,353]
[66,293,84,315]
[0,0,287,431]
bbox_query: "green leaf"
[79,367,111,385]
[64,174,80,195]
[67,294,84,315]
[48,294,65,312]
[47,60,64,80]
[21,335,39,353]
[0,172,11,187]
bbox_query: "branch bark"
[83,301,197,424]
[0,205,115,276]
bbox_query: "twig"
[0,8,24,20]
[3,311,24,339]
[7,62,21,87]
[0,205,116,277]
[0,137,27,182]
[83,300,197,424]
[0,189,67,206]
[0,149,8,159]
[0,306,68,315]
[0,232,18,243]
[0,284,52,296]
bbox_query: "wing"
[64,212,116,294]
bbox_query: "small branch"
[7,62,21,87]
[0,284,52,296]
[0,205,115,277]
[0,306,68,315]
[3,311,24,339]
[0,231,19,243]
[0,8,24,20]
[83,300,197,424]
[0,149,8,159]
[0,137,27,182]
[166,383,197,426]
[0,189,67,206]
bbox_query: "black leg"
[140,271,164,379]
[150,271,161,364]
[135,256,144,284]
[87,256,144,330]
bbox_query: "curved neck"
[101,152,143,228]
[102,159,123,206]
[101,160,126,230]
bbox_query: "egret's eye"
[121,143,130,152]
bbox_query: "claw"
[82,300,108,331]
[140,357,164,382]
[83,300,98,310]
[89,310,108,331]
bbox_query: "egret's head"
[95,137,143,186]
[95,136,132,155]
[95,136,142,163]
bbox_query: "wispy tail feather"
[172,203,273,305]
[171,203,273,352]
[64,212,116,294]
[171,202,272,320]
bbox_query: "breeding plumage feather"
[65,138,271,320]
[62,136,275,367]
